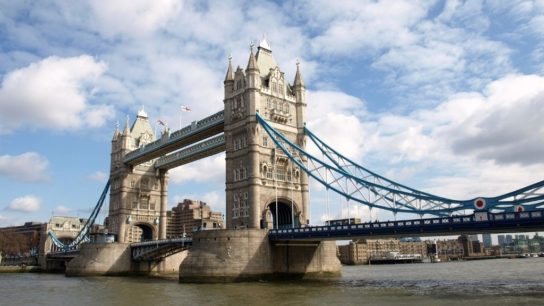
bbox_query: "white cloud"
[307,0,428,55]
[306,90,369,161]
[351,74,544,169]
[0,152,49,182]
[169,154,225,184]
[7,195,41,213]
[53,205,73,215]
[87,171,108,182]
[288,0,514,103]
[448,74,544,166]
[199,191,225,212]
[89,0,181,38]
[0,55,114,133]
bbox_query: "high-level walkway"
[124,111,224,167]
[269,209,544,241]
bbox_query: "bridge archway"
[50,236,74,252]
[265,200,299,229]
[127,223,155,243]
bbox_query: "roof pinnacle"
[294,59,304,87]
[247,42,258,71]
[224,54,234,82]
[258,34,271,51]
[112,120,121,140]
[123,115,130,135]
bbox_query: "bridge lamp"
[154,217,159,225]
[126,215,132,224]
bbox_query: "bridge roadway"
[46,249,80,261]
[131,237,192,261]
[123,110,224,166]
[47,238,193,263]
[268,209,544,241]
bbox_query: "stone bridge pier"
[179,229,340,282]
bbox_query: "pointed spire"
[112,121,120,140]
[224,54,234,82]
[294,59,304,87]
[258,34,271,52]
[247,41,258,71]
[123,115,130,135]
[137,105,148,118]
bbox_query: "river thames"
[2,258,543,305]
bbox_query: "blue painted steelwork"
[48,180,110,252]
[268,210,544,240]
[256,112,544,216]
[154,134,225,169]
[304,126,544,213]
[131,237,192,261]
[123,110,224,165]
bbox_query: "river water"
[2,258,543,306]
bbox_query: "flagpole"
[180,106,191,130]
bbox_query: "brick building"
[338,239,428,265]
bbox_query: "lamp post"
[200,201,203,231]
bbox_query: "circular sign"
[515,205,524,213]
[474,198,486,210]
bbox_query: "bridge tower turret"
[107,108,165,243]
[224,38,309,230]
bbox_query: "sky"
[0,0,543,240]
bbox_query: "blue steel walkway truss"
[256,112,544,217]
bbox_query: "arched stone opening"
[264,200,299,229]
[127,223,154,242]
[50,237,74,253]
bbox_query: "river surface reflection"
[2,258,543,306]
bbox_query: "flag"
[181,106,191,112]
[157,119,168,126]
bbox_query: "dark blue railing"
[268,210,544,240]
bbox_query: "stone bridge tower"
[224,39,309,230]
[107,109,167,243]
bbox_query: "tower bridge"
[48,38,544,280]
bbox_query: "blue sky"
[0,0,543,233]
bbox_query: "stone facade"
[224,38,308,230]
[107,109,168,243]
[179,229,340,282]
[338,239,429,265]
[458,234,485,257]
[65,241,188,276]
[37,216,101,267]
[65,243,132,276]
[43,216,86,252]
[435,239,465,260]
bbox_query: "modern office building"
[166,199,224,238]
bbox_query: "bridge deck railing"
[130,237,192,248]
[269,210,544,238]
